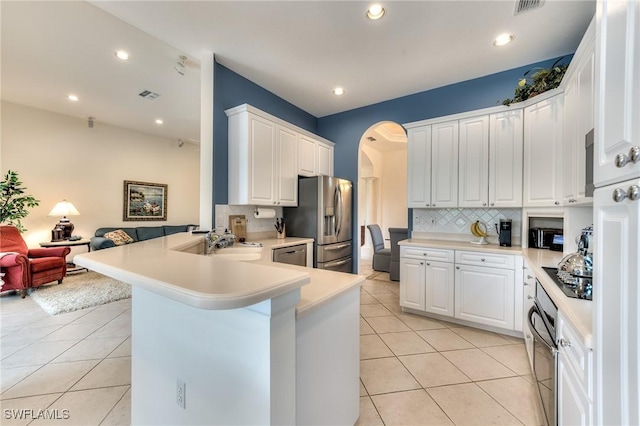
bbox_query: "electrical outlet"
[176,378,186,409]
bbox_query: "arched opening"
[357,121,408,277]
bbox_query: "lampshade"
[48,200,81,217]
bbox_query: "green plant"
[500,59,569,106]
[0,170,40,232]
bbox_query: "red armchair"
[0,226,70,298]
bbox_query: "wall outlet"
[176,378,186,409]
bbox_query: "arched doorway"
[357,121,408,276]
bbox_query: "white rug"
[29,271,131,315]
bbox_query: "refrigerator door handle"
[324,258,351,268]
[324,243,351,251]
[336,184,342,237]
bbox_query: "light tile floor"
[1,262,544,425]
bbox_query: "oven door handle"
[528,306,558,354]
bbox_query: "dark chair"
[367,224,390,273]
[0,225,70,298]
[389,228,409,281]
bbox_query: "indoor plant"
[501,58,569,106]
[0,170,40,232]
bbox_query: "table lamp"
[48,200,80,241]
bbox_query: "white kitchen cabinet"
[489,110,524,208]
[298,135,317,177]
[399,258,426,311]
[227,107,298,206]
[407,126,432,208]
[431,120,459,208]
[523,93,564,207]
[454,264,515,330]
[458,116,489,207]
[594,177,640,426]
[298,135,334,177]
[317,141,333,176]
[563,19,595,206]
[424,261,455,317]
[557,311,593,426]
[400,246,454,315]
[594,0,640,188]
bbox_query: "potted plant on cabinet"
[0,170,40,232]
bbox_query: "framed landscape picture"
[123,180,167,221]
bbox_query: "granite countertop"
[399,238,593,348]
[74,233,363,319]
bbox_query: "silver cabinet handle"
[629,185,640,201]
[432,204,436,207]
[490,203,495,207]
[426,262,430,266]
[524,282,529,286]
[527,275,534,279]
[559,338,571,347]
[527,295,533,300]
[616,146,640,168]
[456,266,460,270]
[480,258,485,262]
[420,262,424,265]
[554,201,560,205]
[482,202,487,206]
[613,188,628,203]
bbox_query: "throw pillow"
[103,229,134,246]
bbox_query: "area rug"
[29,271,131,315]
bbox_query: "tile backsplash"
[412,208,522,243]
[215,204,283,234]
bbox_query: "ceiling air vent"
[138,90,160,99]
[514,0,543,15]
[366,136,377,142]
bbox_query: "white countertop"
[75,233,363,318]
[399,238,593,348]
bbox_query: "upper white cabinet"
[458,116,489,207]
[490,110,524,208]
[298,135,334,177]
[407,126,432,208]
[227,104,334,206]
[523,93,564,207]
[407,121,458,208]
[563,18,595,206]
[594,0,640,187]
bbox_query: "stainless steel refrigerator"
[283,176,353,273]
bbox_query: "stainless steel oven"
[528,279,558,426]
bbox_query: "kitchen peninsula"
[74,232,363,425]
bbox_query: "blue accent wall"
[213,61,318,204]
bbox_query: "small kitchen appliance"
[495,219,512,247]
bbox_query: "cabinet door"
[249,114,277,205]
[400,258,425,310]
[594,178,640,426]
[431,121,459,208]
[407,126,432,208]
[523,95,564,207]
[458,116,489,207]
[424,261,454,316]
[317,142,333,176]
[523,263,536,370]
[563,77,579,204]
[298,135,317,177]
[276,126,298,206]
[489,110,523,208]
[454,265,515,330]
[558,354,592,426]
[595,0,640,187]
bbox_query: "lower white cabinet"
[454,265,515,330]
[557,311,593,425]
[400,245,518,332]
[523,261,536,369]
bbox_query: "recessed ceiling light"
[67,95,79,102]
[333,87,345,96]
[115,50,130,60]
[155,119,164,125]
[366,4,385,20]
[494,34,514,46]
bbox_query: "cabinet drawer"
[455,250,515,269]
[558,312,593,399]
[400,246,454,262]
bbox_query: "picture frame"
[123,180,167,221]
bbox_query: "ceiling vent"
[138,90,160,99]
[514,0,543,15]
[366,136,376,142]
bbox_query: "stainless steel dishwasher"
[272,244,307,267]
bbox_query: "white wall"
[380,149,408,234]
[1,102,200,251]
